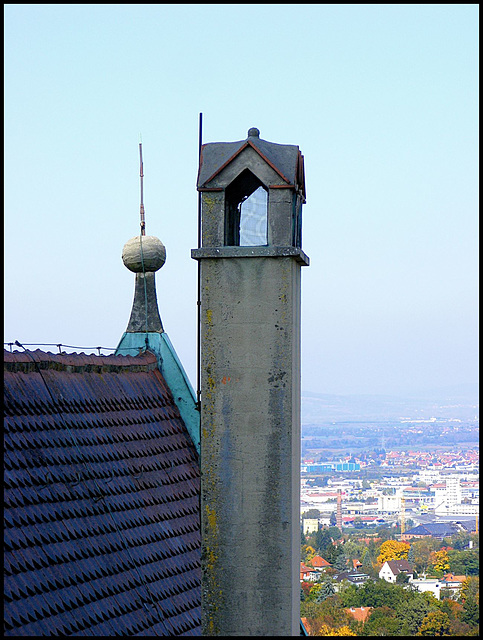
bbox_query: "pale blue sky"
[4,4,479,396]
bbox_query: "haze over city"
[4,4,478,398]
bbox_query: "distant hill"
[301,384,479,424]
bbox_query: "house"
[444,573,467,584]
[310,555,331,569]
[344,607,373,624]
[379,559,414,583]
[300,562,317,582]
[441,574,466,598]
[332,571,371,588]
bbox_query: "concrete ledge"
[191,246,310,266]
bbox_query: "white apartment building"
[377,494,403,513]
[433,477,468,516]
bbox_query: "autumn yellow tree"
[316,624,356,636]
[377,539,410,564]
[303,545,317,564]
[416,610,451,636]
[429,549,450,574]
[459,576,479,604]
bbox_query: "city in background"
[299,385,479,635]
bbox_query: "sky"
[4,4,479,397]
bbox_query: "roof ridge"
[4,349,158,374]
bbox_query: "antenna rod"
[139,141,145,236]
[196,112,203,410]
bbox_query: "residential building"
[310,555,331,569]
[344,607,372,625]
[379,559,414,583]
[409,579,444,600]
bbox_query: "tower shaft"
[193,128,308,636]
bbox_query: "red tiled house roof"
[310,555,331,568]
[4,349,201,636]
[345,607,372,624]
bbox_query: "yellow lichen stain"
[205,504,218,533]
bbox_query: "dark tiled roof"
[4,350,201,636]
[404,522,459,538]
[385,559,413,574]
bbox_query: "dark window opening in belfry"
[225,169,268,246]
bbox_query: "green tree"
[407,544,415,565]
[361,606,402,636]
[396,595,431,635]
[302,508,321,519]
[330,511,337,526]
[417,610,451,636]
[324,542,343,564]
[315,528,333,554]
[396,571,410,584]
[327,526,342,541]
[448,549,479,576]
[334,554,348,572]
[315,577,335,603]
[461,598,479,627]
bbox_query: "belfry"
[192,128,309,635]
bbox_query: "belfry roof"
[4,349,201,636]
[197,132,304,194]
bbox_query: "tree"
[315,578,335,603]
[303,508,322,519]
[448,548,480,576]
[303,545,317,564]
[315,528,333,554]
[324,542,343,564]
[396,571,410,584]
[411,538,441,574]
[396,595,431,636]
[327,526,342,541]
[417,610,451,636]
[317,624,356,636]
[429,549,450,575]
[461,597,479,627]
[361,606,401,636]
[459,576,479,604]
[407,544,415,565]
[334,554,348,572]
[377,539,410,564]
[329,511,337,527]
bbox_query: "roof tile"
[4,350,201,636]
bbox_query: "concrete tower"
[192,127,309,636]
